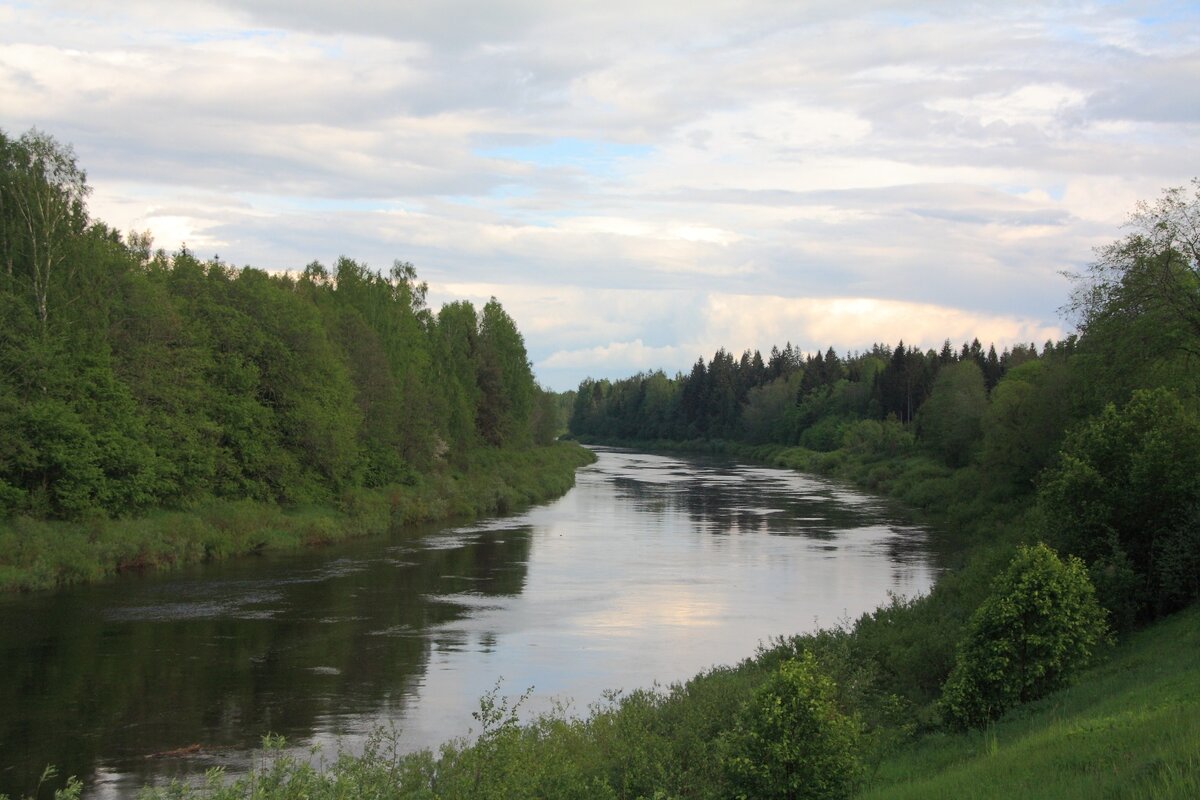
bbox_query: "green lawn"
[861,606,1200,799]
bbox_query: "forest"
[0,128,590,591]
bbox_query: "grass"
[861,605,1200,800]
[0,442,596,592]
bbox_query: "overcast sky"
[3,1,1197,389]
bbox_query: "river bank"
[0,442,595,593]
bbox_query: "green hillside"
[863,606,1200,800]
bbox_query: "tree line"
[572,336,1057,454]
[0,128,559,521]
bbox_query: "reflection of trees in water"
[610,470,888,540]
[0,527,533,797]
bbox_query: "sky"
[2,1,1197,390]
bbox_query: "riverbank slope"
[0,442,595,592]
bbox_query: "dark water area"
[0,448,943,798]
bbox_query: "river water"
[0,447,941,798]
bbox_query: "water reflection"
[0,447,941,798]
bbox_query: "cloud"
[540,340,687,371]
[2,0,1195,393]
[699,294,1063,358]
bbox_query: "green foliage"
[723,652,862,800]
[939,543,1108,730]
[916,360,987,468]
[1038,387,1200,623]
[979,358,1075,493]
[128,607,1200,800]
[743,373,802,444]
[0,127,552,534]
[1067,179,1200,401]
[840,418,914,458]
[0,442,594,592]
[433,300,482,458]
[476,299,535,447]
[0,128,90,326]
[0,765,83,800]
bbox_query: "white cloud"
[928,83,1087,129]
[1,0,1194,392]
[540,340,687,371]
[699,294,1063,358]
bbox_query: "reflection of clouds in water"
[574,588,727,637]
[308,666,341,676]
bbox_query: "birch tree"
[0,129,90,327]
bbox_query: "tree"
[1066,180,1200,400]
[476,299,534,447]
[915,360,986,467]
[1037,387,1200,624]
[743,373,804,444]
[0,129,91,327]
[979,358,1075,493]
[434,301,482,457]
[939,543,1108,730]
[1068,179,1200,351]
[724,652,861,800]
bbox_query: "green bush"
[840,419,914,458]
[723,651,862,800]
[939,543,1108,729]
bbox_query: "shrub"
[723,652,861,800]
[939,543,1108,729]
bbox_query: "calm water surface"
[0,448,941,798]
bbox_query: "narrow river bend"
[0,447,942,798]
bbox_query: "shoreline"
[0,442,596,593]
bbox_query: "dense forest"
[0,128,587,590]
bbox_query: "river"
[0,447,942,798]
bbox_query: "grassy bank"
[862,604,1200,800]
[0,442,595,592]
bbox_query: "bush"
[840,419,914,458]
[939,543,1108,729]
[723,652,861,800]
